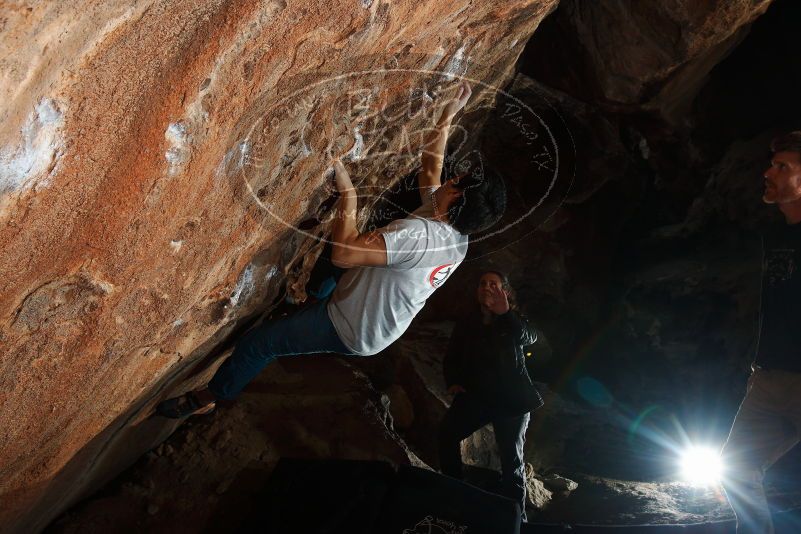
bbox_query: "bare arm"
[330,159,387,268]
[418,81,472,202]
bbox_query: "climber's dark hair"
[446,153,507,235]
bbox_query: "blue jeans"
[208,296,353,400]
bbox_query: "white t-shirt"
[327,189,468,355]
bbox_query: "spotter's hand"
[486,284,510,315]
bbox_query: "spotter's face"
[477,272,506,307]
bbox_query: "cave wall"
[519,0,773,122]
[0,0,559,530]
[425,0,779,323]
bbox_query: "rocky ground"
[44,319,801,531]
[46,353,420,533]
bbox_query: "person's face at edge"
[763,150,801,204]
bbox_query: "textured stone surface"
[522,0,773,121]
[48,356,422,532]
[384,383,415,430]
[537,472,578,492]
[526,465,554,509]
[0,0,558,530]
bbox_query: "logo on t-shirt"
[429,263,459,288]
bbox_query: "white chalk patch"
[165,148,184,165]
[164,121,190,175]
[299,139,312,158]
[166,122,188,144]
[360,0,373,7]
[169,239,183,253]
[172,318,186,328]
[218,139,253,177]
[169,83,209,174]
[265,264,279,281]
[0,98,65,194]
[94,279,115,294]
[509,38,518,49]
[237,140,251,169]
[639,138,650,160]
[36,100,61,123]
[443,42,469,80]
[342,127,364,162]
[229,263,255,307]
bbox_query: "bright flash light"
[680,446,723,486]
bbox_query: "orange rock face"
[0,0,557,530]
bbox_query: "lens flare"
[680,446,723,486]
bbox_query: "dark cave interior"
[421,0,801,490]
[512,0,801,484]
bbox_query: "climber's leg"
[207,296,351,400]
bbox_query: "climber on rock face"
[437,270,542,522]
[156,80,508,418]
[720,131,801,534]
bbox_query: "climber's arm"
[330,160,387,268]
[418,81,472,202]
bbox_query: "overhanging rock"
[0,0,558,531]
